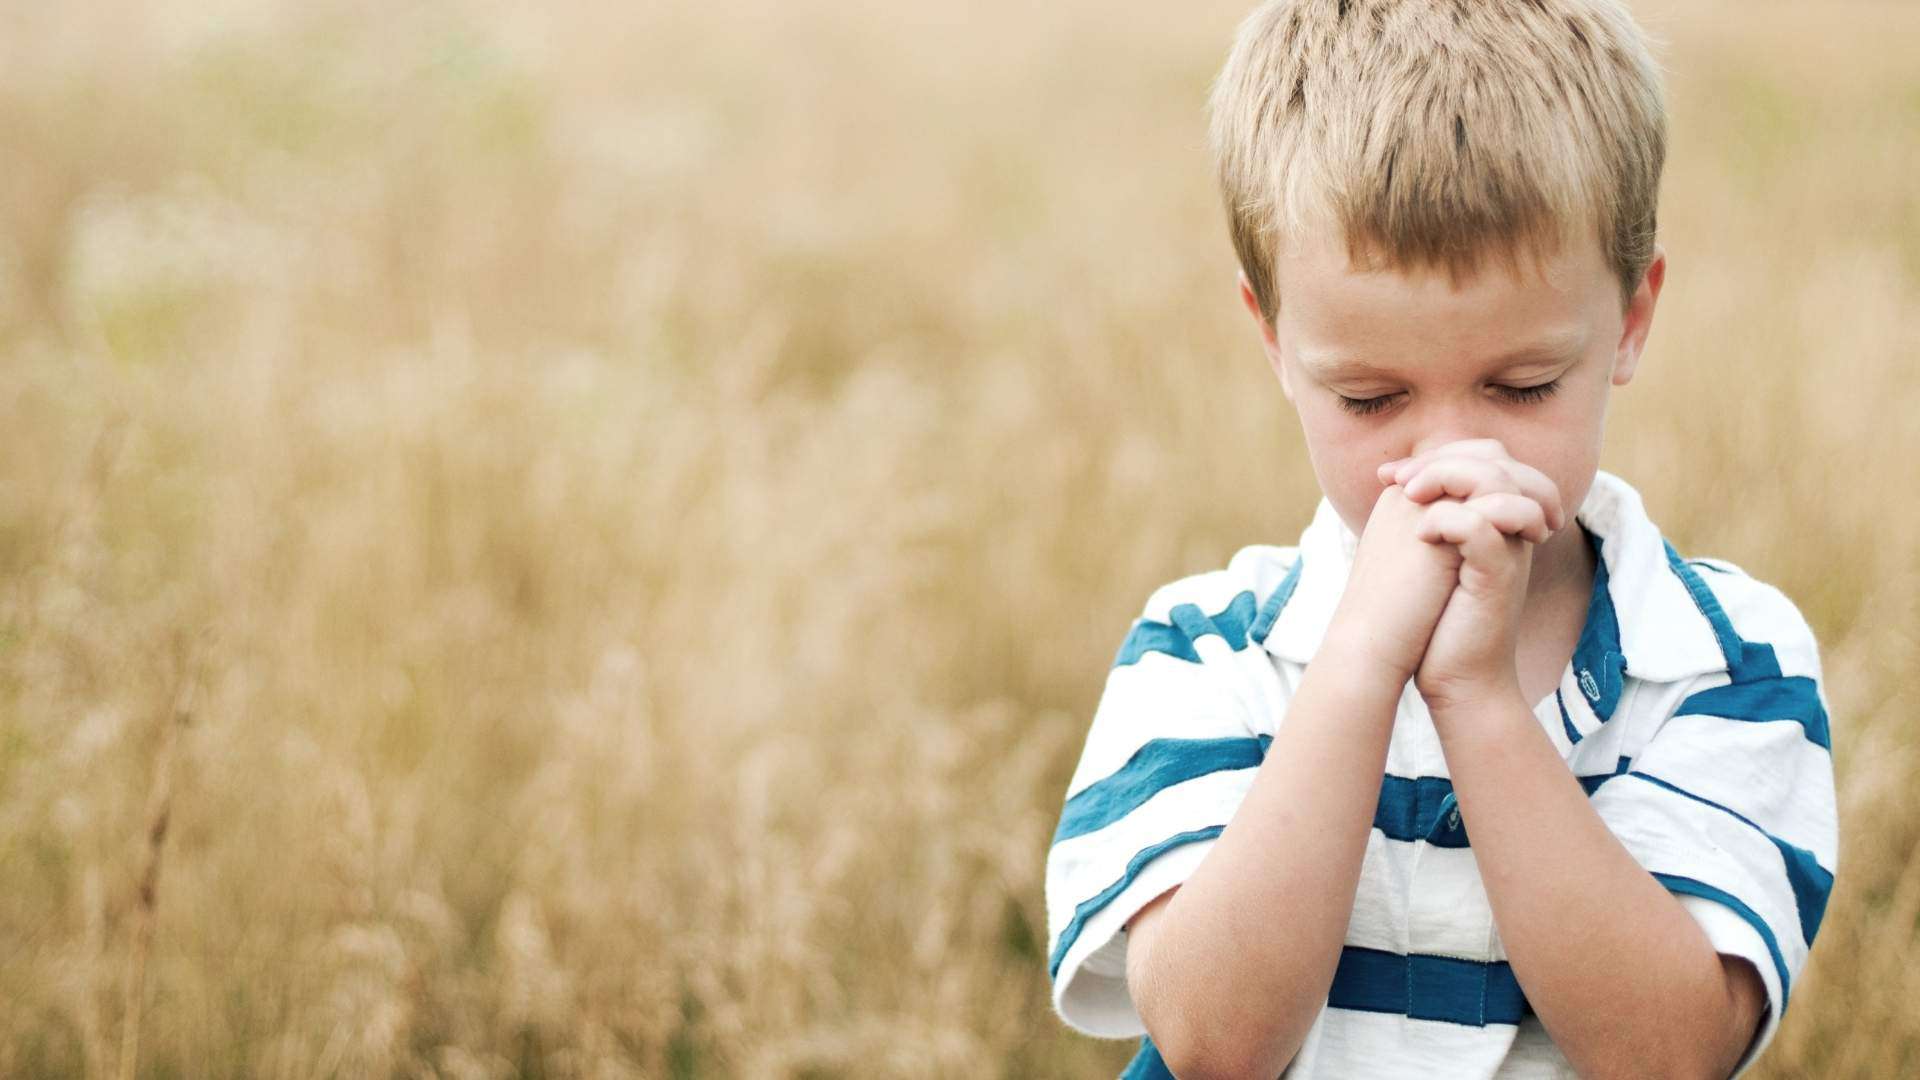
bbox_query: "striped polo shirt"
[1044,469,1836,1078]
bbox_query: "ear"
[1612,245,1666,387]
[1239,270,1294,401]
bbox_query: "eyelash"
[1497,379,1563,405]
[1335,393,1398,416]
[1335,379,1563,416]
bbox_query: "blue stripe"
[1250,556,1304,644]
[1116,947,1536,1077]
[1112,622,1197,666]
[1329,945,1530,1026]
[1675,676,1829,751]
[1048,827,1224,980]
[1374,762,1630,845]
[1556,687,1582,744]
[1113,590,1258,667]
[1626,772,1832,945]
[1117,948,1533,1075]
[1571,527,1627,722]
[1368,763,1644,847]
[1652,872,1793,1003]
[1053,736,1271,845]
[1732,640,1784,681]
[1376,774,1468,848]
[1170,592,1257,653]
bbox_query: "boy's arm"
[1431,693,1768,1080]
[1392,444,1789,1079]
[1122,487,1472,1079]
[1123,634,1404,1079]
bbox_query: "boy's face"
[1242,231,1666,544]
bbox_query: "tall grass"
[1,0,1914,1075]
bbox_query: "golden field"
[1,0,1915,1075]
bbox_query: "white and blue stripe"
[1044,470,1837,1078]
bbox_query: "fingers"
[1376,438,1511,486]
[1415,495,1543,545]
[1455,491,1551,545]
[1400,459,1565,532]
[1401,458,1514,501]
[1416,498,1530,571]
[1376,441,1566,533]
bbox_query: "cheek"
[1298,409,1371,467]
[1299,411,1392,505]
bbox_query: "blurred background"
[1,0,1914,1076]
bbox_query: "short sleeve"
[1043,550,1296,1037]
[1590,587,1836,1076]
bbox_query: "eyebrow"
[1301,334,1587,382]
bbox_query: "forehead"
[1273,230,1615,364]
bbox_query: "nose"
[1407,400,1484,459]
[1410,430,1479,459]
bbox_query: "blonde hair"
[1209,0,1666,322]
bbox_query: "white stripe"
[1062,652,1258,800]
[1402,845,1497,960]
[1700,572,1824,682]
[1595,778,1812,962]
[1634,712,1837,868]
[1046,766,1256,944]
[1289,1008,1522,1078]
[1348,829,1413,953]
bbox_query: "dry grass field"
[1,0,1915,1076]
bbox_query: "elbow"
[1569,985,1762,1080]
[1140,1002,1303,1080]
[1158,1036,1299,1080]
[1126,917,1312,1079]
[1631,1050,1738,1080]
[1566,1020,1746,1080]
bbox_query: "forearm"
[1433,694,1754,1079]
[1132,634,1403,1078]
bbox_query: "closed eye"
[1493,379,1562,404]
[1335,392,1401,416]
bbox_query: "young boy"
[1043,2,1837,1077]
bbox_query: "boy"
[1043,1,1837,1077]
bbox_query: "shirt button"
[1578,668,1601,701]
[1447,808,1462,831]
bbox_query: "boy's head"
[1208,0,1668,542]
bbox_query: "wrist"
[1318,612,1421,688]
[1420,674,1528,725]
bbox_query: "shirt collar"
[1259,470,1730,700]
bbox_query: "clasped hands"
[1341,438,1570,717]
